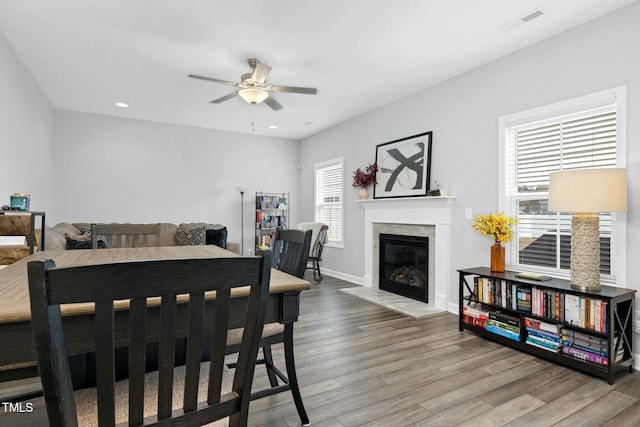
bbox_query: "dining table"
[0,245,311,384]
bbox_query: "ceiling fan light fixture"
[238,88,268,104]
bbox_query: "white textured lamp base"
[570,213,601,291]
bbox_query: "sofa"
[45,222,240,254]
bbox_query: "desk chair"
[27,252,272,426]
[91,223,163,248]
[227,228,312,426]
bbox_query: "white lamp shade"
[238,88,269,104]
[548,168,627,213]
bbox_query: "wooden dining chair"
[227,228,312,426]
[91,223,163,248]
[27,251,272,426]
[296,222,329,282]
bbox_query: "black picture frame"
[373,131,432,199]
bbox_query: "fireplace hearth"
[379,233,429,303]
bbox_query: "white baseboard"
[320,268,364,286]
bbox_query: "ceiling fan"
[188,58,317,111]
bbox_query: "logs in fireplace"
[379,233,429,303]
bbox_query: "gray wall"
[0,29,53,213]
[299,3,640,305]
[51,110,301,253]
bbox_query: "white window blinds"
[500,88,626,283]
[315,159,343,244]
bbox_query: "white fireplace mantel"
[357,196,455,311]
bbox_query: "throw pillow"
[205,227,227,249]
[175,227,206,246]
[65,236,106,249]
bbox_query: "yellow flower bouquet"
[472,212,517,243]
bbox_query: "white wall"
[52,111,301,253]
[0,29,53,213]
[299,3,640,306]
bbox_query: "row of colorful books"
[470,277,609,333]
[461,305,489,328]
[560,327,622,366]
[524,317,562,353]
[462,301,619,368]
[487,311,520,342]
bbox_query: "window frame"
[498,86,627,285]
[314,157,344,248]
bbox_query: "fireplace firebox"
[379,233,429,303]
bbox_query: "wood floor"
[248,274,640,427]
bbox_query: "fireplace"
[359,196,454,312]
[379,233,429,303]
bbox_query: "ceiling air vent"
[521,9,545,22]
[498,8,546,32]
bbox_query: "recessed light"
[268,125,278,129]
[115,102,129,108]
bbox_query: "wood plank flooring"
[248,274,640,427]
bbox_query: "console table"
[459,267,635,384]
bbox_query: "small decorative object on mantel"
[352,162,378,200]
[472,212,517,272]
[427,180,441,197]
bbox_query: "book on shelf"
[562,345,608,366]
[563,341,608,357]
[462,305,489,328]
[516,285,532,313]
[486,323,520,341]
[523,317,562,334]
[487,319,520,335]
[489,311,520,327]
[526,338,561,353]
[561,328,609,346]
[526,328,561,343]
[562,295,608,332]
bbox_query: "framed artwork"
[373,131,432,199]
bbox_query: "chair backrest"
[272,229,312,279]
[91,223,163,248]
[28,251,272,426]
[295,222,328,258]
[312,225,328,259]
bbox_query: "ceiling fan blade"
[211,92,239,103]
[251,63,272,83]
[188,74,239,87]
[269,85,317,95]
[264,95,283,111]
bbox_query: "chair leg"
[283,323,310,426]
[313,258,323,282]
[262,345,279,387]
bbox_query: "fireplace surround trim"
[358,196,455,312]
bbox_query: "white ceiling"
[0,0,636,140]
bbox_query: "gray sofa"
[45,222,240,253]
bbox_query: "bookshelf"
[255,192,289,252]
[458,267,635,384]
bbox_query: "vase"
[490,240,505,272]
[358,187,369,200]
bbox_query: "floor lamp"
[548,168,627,290]
[236,187,249,254]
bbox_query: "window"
[315,158,344,247]
[499,87,627,283]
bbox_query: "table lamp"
[548,168,627,290]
